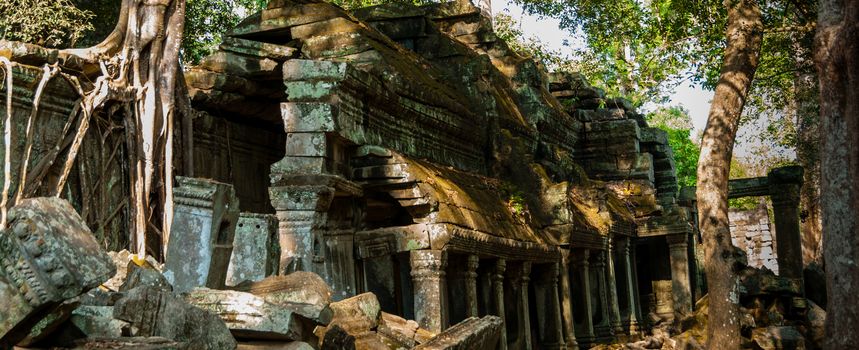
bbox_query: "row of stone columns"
[565,237,642,348]
[408,251,569,350]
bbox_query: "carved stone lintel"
[0,197,115,347]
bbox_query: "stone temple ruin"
[0,0,816,349]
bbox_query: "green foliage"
[329,0,429,10]
[0,0,94,48]
[512,0,726,106]
[493,13,575,72]
[500,181,527,216]
[647,106,698,188]
[184,0,267,64]
[648,105,694,130]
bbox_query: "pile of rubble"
[590,262,825,350]
[0,197,502,349]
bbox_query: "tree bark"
[814,1,859,347]
[59,0,186,260]
[695,0,763,348]
[790,25,822,266]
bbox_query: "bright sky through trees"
[498,0,715,133]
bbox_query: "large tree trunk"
[814,1,859,347]
[59,0,186,260]
[695,0,763,348]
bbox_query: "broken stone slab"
[120,264,172,292]
[68,305,130,338]
[185,288,316,341]
[0,197,115,347]
[113,286,237,350]
[328,292,381,331]
[377,312,419,348]
[164,177,240,292]
[413,316,503,350]
[231,272,333,323]
[198,51,281,79]
[220,37,298,61]
[226,213,279,287]
[314,292,386,349]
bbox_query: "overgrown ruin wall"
[730,207,779,274]
[0,0,782,348]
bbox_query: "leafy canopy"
[0,0,94,48]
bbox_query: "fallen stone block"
[414,316,503,350]
[231,272,333,323]
[186,288,316,341]
[68,305,130,338]
[113,286,237,350]
[121,266,172,292]
[315,292,386,349]
[164,177,239,292]
[226,213,279,287]
[0,197,115,347]
[328,292,381,331]
[377,312,419,348]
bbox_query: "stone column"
[592,251,612,338]
[268,185,333,275]
[666,233,693,318]
[534,263,567,349]
[605,240,624,335]
[559,252,579,349]
[166,177,239,292]
[630,243,644,324]
[768,166,804,281]
[618,238,640,335]
[465,255,480,318]
[411,250,448,332]
[492,259,508,350]
[571,250,595,345]
[509,262,533,350]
